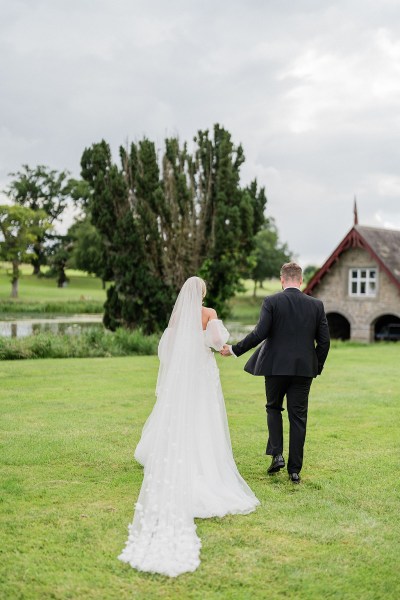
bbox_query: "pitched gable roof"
[304,224,400,295]
[356,225,400,283]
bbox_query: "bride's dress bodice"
[118,314,259,577]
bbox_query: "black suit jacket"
[232,288,330,378]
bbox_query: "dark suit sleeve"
[315,301,330,374]
[232,298,272,357]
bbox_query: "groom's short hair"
[280,262,302,281]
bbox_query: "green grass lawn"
[1,345,399,599]
[228,279,281,324]
[0,263,106,302]
[0,264,275,305]
[0,262,278,322]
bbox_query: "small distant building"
[304,204,400,342]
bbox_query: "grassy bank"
[0,299,104,316]
[0,325,386,361]
[1,344,399,599]
[0,328,158,360]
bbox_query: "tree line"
[0,124,292,332]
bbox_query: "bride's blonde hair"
[199,278,207,299]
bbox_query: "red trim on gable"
[303,226,400,295]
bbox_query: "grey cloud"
[1,0,399,265]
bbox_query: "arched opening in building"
[326,312,350,340]
[374,314,400,341]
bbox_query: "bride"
[118,276,259,577]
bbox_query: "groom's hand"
[220,345,232,356]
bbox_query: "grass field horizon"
[1,344,399,599]
[0,262,281,325]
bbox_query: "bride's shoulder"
[202,306,218,320]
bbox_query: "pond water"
[224,321,255,340]
[0,315,103,338]
[0,316,254,340]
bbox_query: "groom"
[221,262,330,484]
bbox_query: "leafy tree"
[249,219,292,296]
[46,234,74,288]
[303,264,319,284]
[5,165,72,275]
[0,205,50,297]
[68,216,110,287]
[66,178,92,208]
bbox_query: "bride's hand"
[220,345,232,356]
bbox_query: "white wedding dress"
[118,277,259,577]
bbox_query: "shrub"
[0,327,158,360]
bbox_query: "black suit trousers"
[265,375,312,474]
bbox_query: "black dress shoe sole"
[267,462,285,474]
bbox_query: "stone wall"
[311,247,400,341]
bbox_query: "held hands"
[220,345,232,357]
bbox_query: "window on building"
[348,268,377,297]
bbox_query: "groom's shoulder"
[301,292,324,307]
[265,290,322,307]
[262,290,285,305]
[299,293,326,315]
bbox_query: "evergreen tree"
[160,137,197,289]
[81,140,173,333]
[195,125,267,316]
[80,125,268,332]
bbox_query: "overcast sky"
[1,0,400,265]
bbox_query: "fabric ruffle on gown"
[118,318,259,577]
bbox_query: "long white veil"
[118,277,207,576]
[155,275,205,398]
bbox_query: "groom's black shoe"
[289,473,301,484]
[267,454,285,474]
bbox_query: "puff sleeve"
[204,319,230,351]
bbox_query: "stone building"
[303,210,400,342]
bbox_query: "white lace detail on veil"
[118,277,259,577]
